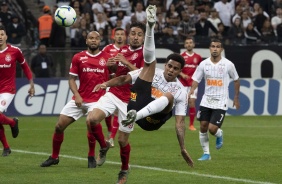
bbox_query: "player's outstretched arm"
[175,115,194,167]
[93,74,132,92]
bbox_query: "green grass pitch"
[0,116,281,184]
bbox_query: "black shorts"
[197,106,226,128]
[127,77,172,131]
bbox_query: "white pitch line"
[12,149,275,184]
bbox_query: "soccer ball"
[54,6,76,27]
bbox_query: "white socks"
[199,132,210,154]
[143,23,156,64]
[214,128,223,138]
[136,96,169,121]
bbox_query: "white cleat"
[146,5,157,27]
[121,110,137,127]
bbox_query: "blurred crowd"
[1,0,282,49]
[50,0,282,46]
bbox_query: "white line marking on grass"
[13,149,275,184]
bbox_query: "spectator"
[207,8,221,34]
[228,17,245,45]
[244,22,261,44]
[108,9,131,29]
[31,44,54,78]
[38,5,53,47]
[214,0,235,33]
[276,22,282,42]
[162,26,178,44]
[6,15,26,47]
[131,1,146,23]
[214,22,229,44]
[253,7,269,33]
[241,10,252,29]
[98,28,109,49]
[165,3,181,34]
[93,12,109,35]
[0,1,12,26]
[271,7,282,36]
[177,11,196,41]
[195,11,218,44]
[260,19,276,44]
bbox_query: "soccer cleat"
[96,141,111,166]
[198,154,211,161]
[146,5,157,27]
[107,138,114,148]
[11,118,19,138]
[40,156,60,167]
[189,125,196,131]
[216,130,223,149]
[88,156,96,168]
[121,110,137,127]
[2,148,11,156]
[116,170,130,184]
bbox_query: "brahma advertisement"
[6,45,282,116]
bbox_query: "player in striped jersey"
[93,6,194,183]
[188,38,240,161]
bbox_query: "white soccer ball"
[54,6,76,27]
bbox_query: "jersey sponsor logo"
[121,49,127,53]
[146,116,160,124]
[184,64,197,68]
[0,64,11,68]
[82,67,105,73]
[80,56,88,60]
[110,49,117,52]
[207,79,223,86]
[131,53,138,60]
[99,58,106,66]
[5,54,11,62]
[151,87,163,99]
[130,92,137,101]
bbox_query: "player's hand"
[181,149,194,168]
[74,94,83,107]
[107,57,116,67]
[114,53,129,66]
[93,83,107,92]
[28,86,35,98]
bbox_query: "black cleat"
[116,170,130,184]
[40,156,59,167]
[11,118,19,138]
[2,148,11,156]
[88,156,96,168]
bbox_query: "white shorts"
[184,86,198,99]
[60,100,98,120]
[92,92,134,133]
[0,93,15,112]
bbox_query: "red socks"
[0,125,9,148]
[110,116,119,139]
[189,107,196,126]
[0,114,15,127]
[87,130,96,157]
[92,123,107,148]
[120,143,131,170]
[51,133,64,159]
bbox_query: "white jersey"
[192,57,239,110]
[129,68,187,116]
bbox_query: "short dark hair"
[130,21,146,34]
[210,38,223,47]
[0,25,6,32]
[166,53,185,69]
[114,27,125,32]
[185,36,195,42]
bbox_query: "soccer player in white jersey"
[93,5,194,182]
[0,25,35,156]
[188,38,240,161]
[40,31,111,168]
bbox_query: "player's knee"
[86,114,100,126]
[55,124,64,133]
